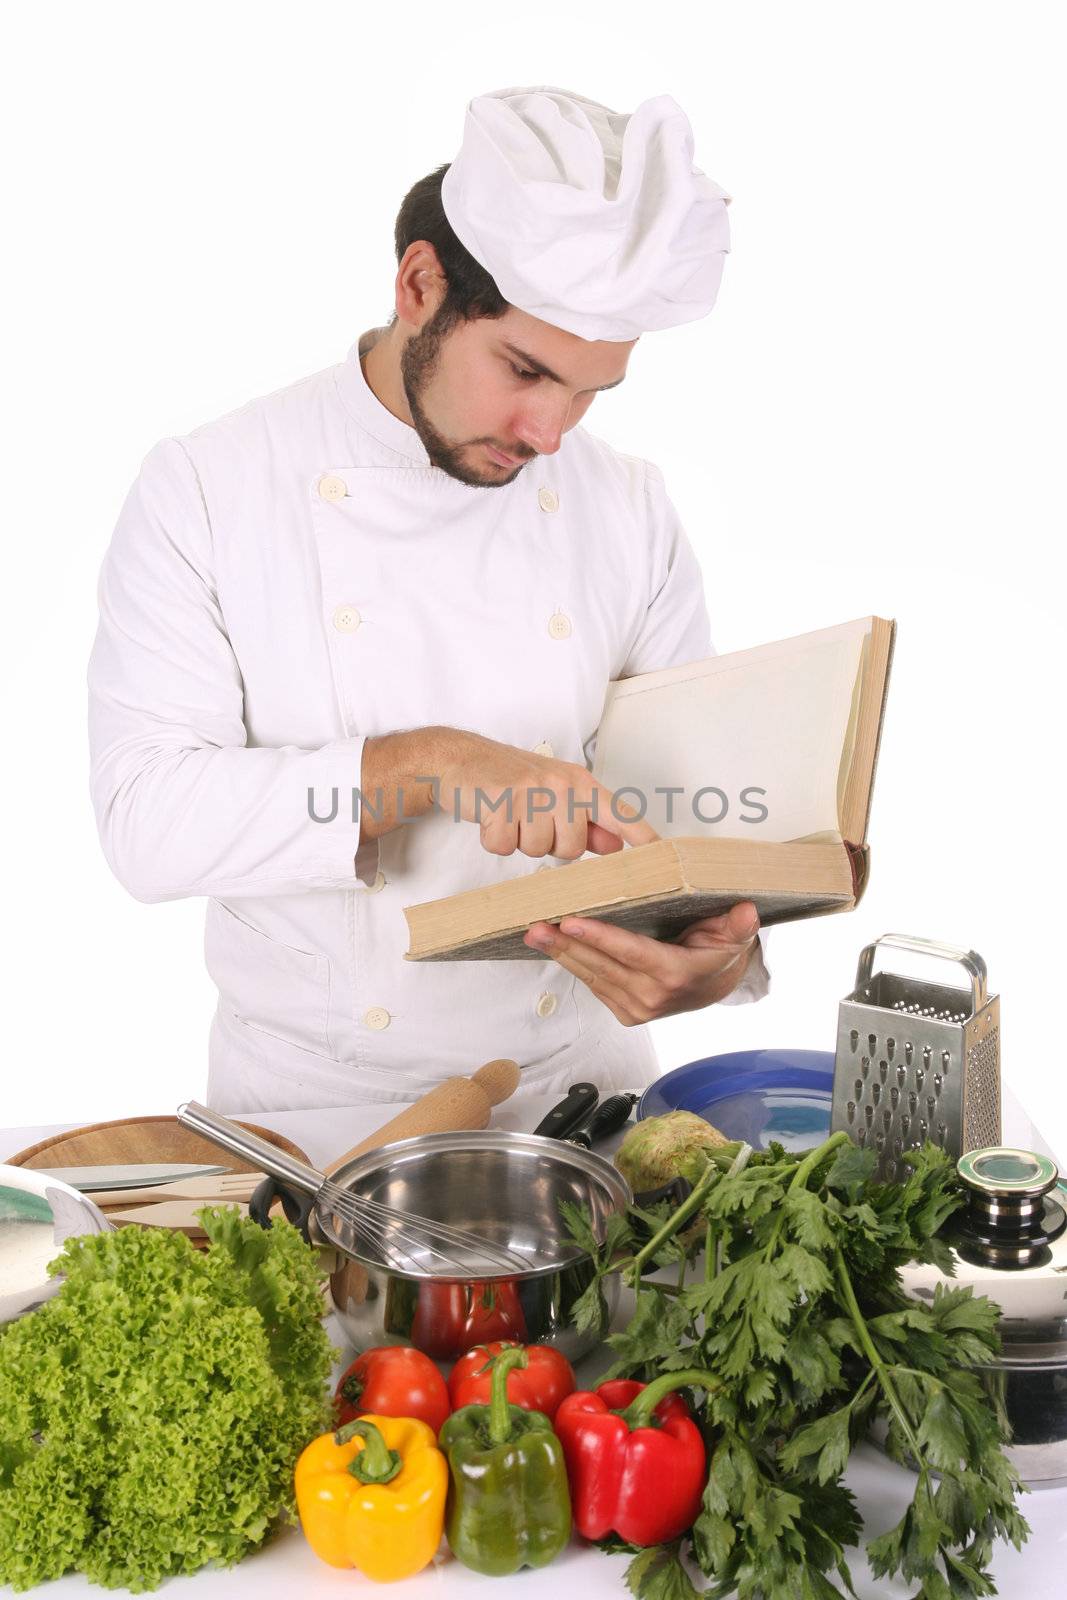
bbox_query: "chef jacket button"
[363,1006,391,1030]
[318,474,347,502]
[332,605,362,633]
[548,612,572,640]
[536,992,558,1018]
[533,740,554,757]
[365,868,386,893]
[538,486,559,513]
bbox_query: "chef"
[88,86,771,1114]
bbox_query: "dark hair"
[390,163,508,325]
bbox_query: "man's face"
[400,303,636,488]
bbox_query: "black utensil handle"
[569,1092,639,1148]
[532,1081,600,1140]
[249,1175,316,1242]
[632,1175,694,1209]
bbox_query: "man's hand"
[522,900,762,1025]
[359,726,658,854]
[435,730,658,858]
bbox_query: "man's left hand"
[522,901,762,1025]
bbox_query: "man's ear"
[394,242,448,330]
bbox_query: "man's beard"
[400,305,534,488]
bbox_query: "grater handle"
[856,934,987,1011]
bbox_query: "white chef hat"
[440,86,731,344]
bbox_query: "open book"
[403,615,895,961]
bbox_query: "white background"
[2,2,1063,1148]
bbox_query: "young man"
[88,87,770,1113]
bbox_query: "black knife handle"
[568,1092,639,1148]
[532,1082,600,1140]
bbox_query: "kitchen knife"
[36,1162,230,1192]
[531,1082,600,1140]
[567,1092,638,1149]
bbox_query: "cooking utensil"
[831,933,1001,1180]
[322,1058,520,1177]
[177,1101,534,1276]
[638,1050,834,1152]
[106,1198,250,1236]
[35,1162,230,1191]
[568,1092,638,1149]
[898,1146,1067,1483]
[320,1130,631,1362]
[247,1058,521,1260]
[84,1172,262,1208]
[532,1083,600,1140]
[0,1164,111,1326]
[6,1113,311,1180]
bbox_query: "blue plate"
[638,1049,834,1153]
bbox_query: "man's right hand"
[358,725,659,859]
[434,729,659,859]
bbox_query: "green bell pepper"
[438,1344,571,1575]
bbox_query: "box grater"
[831,933,1001,1182]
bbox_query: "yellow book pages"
[404,836,856,961]
[593,616,893,845]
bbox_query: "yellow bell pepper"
[294,1413,447,1581]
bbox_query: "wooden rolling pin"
[323,1057,520,1175]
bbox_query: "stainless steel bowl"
[319,1130,631,1363]
[0,1163,112,1326]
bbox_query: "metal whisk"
[176,1102,534,1276]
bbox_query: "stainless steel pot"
[898,1146,1067,1484]
[285,1130,631,1364]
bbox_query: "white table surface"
[2,1089,1064,1598]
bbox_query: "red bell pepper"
[410,1280,527,1361]
[334,1344,451,1434]
[554,1370,718,1546]
[448,1341,577,1419]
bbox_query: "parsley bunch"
[564,1132,1030,1600]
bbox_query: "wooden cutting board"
[7,1113,310,1175]
[7,1115,309,1241]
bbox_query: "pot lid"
[901,1147,1067,1364]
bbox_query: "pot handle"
[248,1175,316,1242]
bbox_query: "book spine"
[844,840,871,906]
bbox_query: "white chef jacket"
[88,328,771,1114]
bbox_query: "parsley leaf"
[624,1543,703,1600]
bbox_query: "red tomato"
[447,1341,577,1420]
[462,1281,527,1347]
[334,1345,451,1434]
[410,1280,527,1361]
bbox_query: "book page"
[593,619,870,843]
[835,634,866,824]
